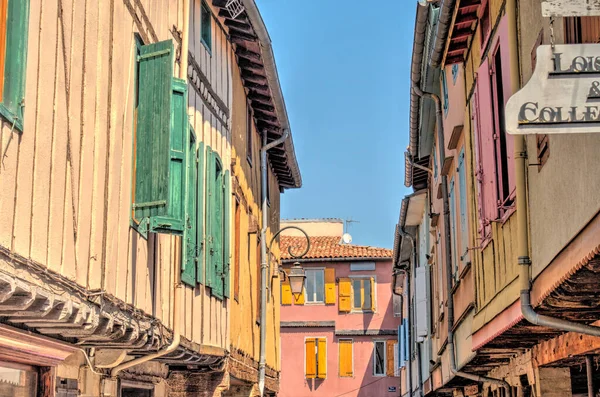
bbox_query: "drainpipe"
[586,355,595,397]
[110,0,190,377]
[504,0,600,340]
[258,129,290,397]
[413,85,512,396]
[399,229,415,396]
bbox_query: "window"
[0,362,38,396]
[205,149,231,298]
[480,1,491,46]
[132,39,188,237]
[373,341,386,376]
[338,339,353,377]
[441,69,449,115]
[246,104,253,166]
[490,47,512,212]
[305,269,324,303]
[0,0,30,131]
[305,338,326,379]
[121,381,154,397]
[352,277,375,312]
[201,2,212,51]
[393,293,402,317]
[565,16,600,44]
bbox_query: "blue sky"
[257,0,414,249]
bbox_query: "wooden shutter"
[1,0,29,128]
[369,277,376,312]
[317,338,327,379]
[449,178,458,279]
[233,199,241,300]
[305,338,316,379]
[458,149,469,264]
[181,131,197,286]
[223,170,231,298]
[294,286,305,305]
[212,155,224,298]
[134,40,175,225]
[386,340,395,376]
[205,149,216,288]
[338,278,351,312]
[196,142,206,284]
[324,268,336,304]
[339,339,353,377]
[281,270,292,305]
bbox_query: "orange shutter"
[339,339,353,377]
[324,268,336,304]
[370,277,376,312]
[281,275,292,305]
[338,278,351,312]
[294,286,305,305]
[386,340,395,377]
[317,338,327,379]
[305,338,316,378]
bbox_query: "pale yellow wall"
[0,0,238,351]
[280,219,344,237]
[229,51,282,371]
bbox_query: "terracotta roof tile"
[280,236,392,261]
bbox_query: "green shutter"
[212,154,224,298]
[196,142,206,284]
[181,129,197,287]
[148,77,187,234]
[223,170,231,298]
[205,148,215,288]
[0,0,30,131]
[133,40,174,223]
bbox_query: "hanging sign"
[542,0,600,17]
[506,44,600,135]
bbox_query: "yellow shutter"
[339,339,353,377]
[324,268,336,304]
[317,338,327,379]
[386,340,395,377]
[305,338,316,378]
[370,277,376,312]
[281,271,292,305]
[338,278,351,312]
[294,286,305,305]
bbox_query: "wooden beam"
[243,81,270,92]
[251,101,275,112]
[230,29,257,42]
[236,47,262,62]
[533,319,600,366]
[459,0,481,9]
[455,12,477,25]
[452,27,473,41]
[242,73,268,85]
[446,55,465,65]
[448,41,469,53]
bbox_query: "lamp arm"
[267,226,311,279]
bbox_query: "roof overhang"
[212,0,302,189]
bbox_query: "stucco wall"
[281,220,344,238]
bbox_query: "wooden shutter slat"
[196,142,206,284]
[223,170,231,298]
[338,278,351,312]
[134,40,174,223]
[305,338,316,379]
[324,268,335,304]
[317,338,327,379]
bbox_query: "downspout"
[259,129,290,397]
[110,0,189,377]
[399,229,415,396]
[413,85,512,396]
[507,2,600,340]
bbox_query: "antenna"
[344,218,359,234]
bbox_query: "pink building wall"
[280,260,400,397]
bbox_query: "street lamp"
[288,262,306,295]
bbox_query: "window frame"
[373,340,386,377]
[349,275,376,313]
[338,338,354,378]
[200,1,212,53]
[304,268,325,304]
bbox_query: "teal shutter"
[196,142,206,284]
[181,130,197,287]
[449,178,458,281]
[149,77,187,234]
[205,148,215,288]
[223,170,231,298]
[212,154,224,298]
[458,149,469,264]
[133,40,174,225]
[0,0,30,131]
